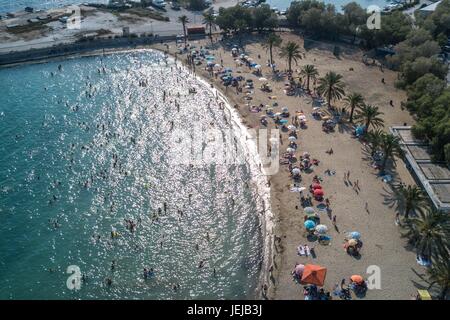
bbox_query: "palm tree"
[366,128,384,157]
[354,104,384,132]
[394,184,428,219]
[379,133,403,171]
[300,64,318,92]
[178,15,190,48]
[344,92,364,123]
[401,208,450,261]
[202,9,215,42]
[317,71,345,109]
[279,41,302,74]
[262,33,282,71]
[427,258,450,300]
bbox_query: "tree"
[402,208,450,261]
[379,132,403,171]
[178,15,190,48]
[343,92,364,122]
[279,41,303,74]
[300,64,318,91]
[215,5,252,33]
[394,184,428,219]
[366,128,384,157]
[252,4,278,32]
[317,71,345,109]
[354,104,384,132]
[202,9,215,41]
[342,2,367,43]
[262,33,282,71]
[427,258,450,300]
[187,0,207,11]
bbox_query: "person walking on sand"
[332,215,336,226]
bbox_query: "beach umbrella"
[280,119,289,125]
[292,168,301,175]
[207,61,214,66]
[254,64,261,69]
[259,77,268,81]
[315,224,328,234]
[301,264,327,287]
[291,186,306,193]
[312,183,322,190]
[206,56,215,60]
[348,239,358,247]
[286,147,295,154]
[294,264,305,277]
[224,67,233,72]
[313,189,324,197]
[214,63,221,68]
[288,136,297,142]
[355,125,366,136]
[304,207,315,214]
[312,107,321,111]
[298,115,307,120]
[282,107,289,113]
[350,275,364,284]
[304,220,316,230]
[305,212,317,220]
[303,151,310,157]
[350,231,361,240]
[287,125,296,131]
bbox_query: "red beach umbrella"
[312,183,322,190]
[301,264,327,286]
[313,188,324,197]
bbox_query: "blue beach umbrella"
[355,125,366,136]
[304,220,316,230]
[206,56,215,61]
[350,231,361,240]
[280,119,289,124]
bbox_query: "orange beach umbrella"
[301,264,327,287]
[350,275,364,284]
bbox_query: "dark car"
[170,2,180,10]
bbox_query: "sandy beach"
[150,32,432,300]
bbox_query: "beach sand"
[151,32,431,300]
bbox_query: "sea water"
[0,50,264,299]
[0,0,390,14]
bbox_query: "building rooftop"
[420,0,442,12]
[391,126,450,212]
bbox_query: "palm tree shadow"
[337,121,352,134]
[270,72,286,82]
[380,185,400,211]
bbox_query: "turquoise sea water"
[0,50,263,299]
